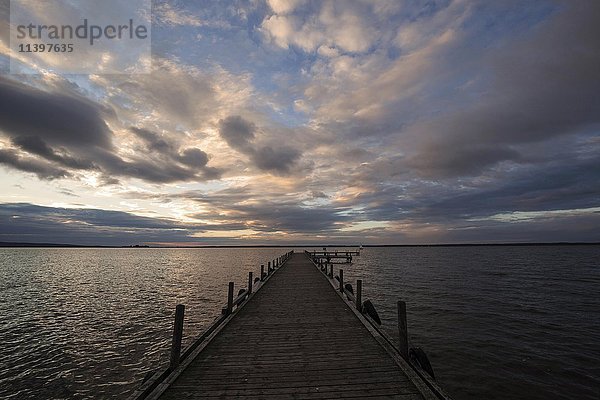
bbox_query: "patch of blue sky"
[262,103,310,128]
[462,1,559,48]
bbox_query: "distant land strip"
[0,241,598,248]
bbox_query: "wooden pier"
[129,251,451,400]
[309,249,360,264]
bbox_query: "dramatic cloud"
[183,188,347,233]
[130,127,175,154]
[0,148,69,180]
[0,203,191,245]
[251,145,301,175]
[178,148,209,168]
[0,1,598,244]
[400,1,600,176]
[11,136,95,170]
[218,115,301,175]
[218,116,256,152]
[0,78,220,184]
[0,77,113,148]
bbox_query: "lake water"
[0,246,598,399]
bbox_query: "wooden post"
[356,280,362,310]
[329,264,333,278]
[169,304,185,370]
[227,282,234,315]
[248,271,253,294]
[261,264,265,281]
[339,269,344,292]
[397,300,409,359]
[268,261,271,274]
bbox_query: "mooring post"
[169,304,185,370]
[227,282,235,315]
[268,261,271,274]
[339,269,344,292]
[248,271,253,295]
[397,300,409,359]
[356,279,362,310]
[329,263,333,278]
[261,264,265,281]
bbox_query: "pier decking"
[133,252,446,400]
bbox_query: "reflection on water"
[0,248,292,399]
[338,246,600,400]
[0,246,598,399]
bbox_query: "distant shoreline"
[0,241,598,248]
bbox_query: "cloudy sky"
[0,0,599,246]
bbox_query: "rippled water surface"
[0,246,598,399]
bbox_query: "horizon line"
[0,241,598,249]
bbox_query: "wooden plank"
[165,386,420,397]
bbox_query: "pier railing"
[309,249,359,264]
[127,251,294,400]
[305,250,453,400]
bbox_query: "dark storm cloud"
[130,127,175,153]
[177,148,209,167]
[218,116,256,152]
[0,203,251,245]
[0,203,180,230]
[130,127,210,168]
[181,188,348,233]
[125,127,216,180]
[405,145,521,178]
[218,115,302,175]
[94,150,192,183]
[0,78,220,184]
[190,203,346,233]
[412,213,600,244]
[348,151,600,231]
[11,136,95,170]
[0,77,113,148]
[0,149,69,179]
[251,146,301,175]
[424,155,600,220]
[404,2,600,178]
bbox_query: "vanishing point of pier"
[129,251,450,399]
